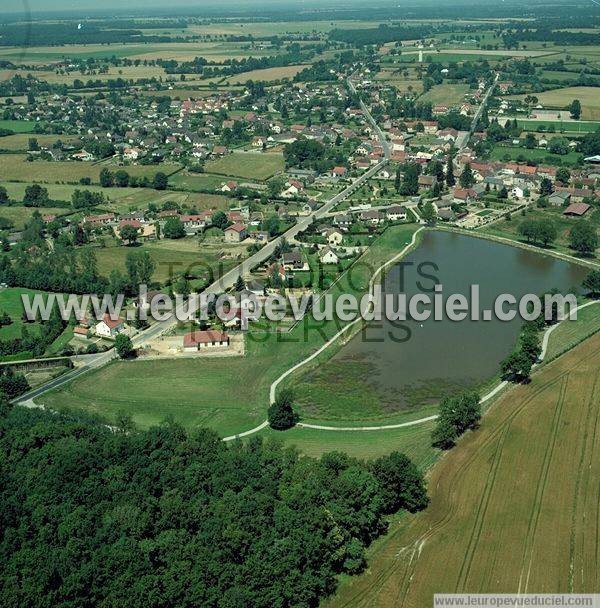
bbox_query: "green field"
[39,224,419,436]
[516,119,600,133]
[0,120,39,133]
[509,86,600,120]
[489,144,582,166]
[0,134,81,151]
[0,181,228,212]
[328,333,600,606]
[94,237,246,284]
[204,152,284,181]
[544,302,600,361]
[0,155,182,185]
[0,205,71,230]
[482,206,600,258]
[257,422,438,469]
[0,287,46,340]
[418,83,470,105]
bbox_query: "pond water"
[328,231,588,409]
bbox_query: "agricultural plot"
[328,332,600,607]
[489,144,582,166]
[419,83,470,105]
[1,65,167,86]
[0,120,39,133]
[224,64,309,84]
[517,119,600,134]
[509,86,600,120]
[0,205,70,230]
[204,152,284,181]
[0,133,81,151]
[0,155,182,185]
[93,237,245,284]
[0,287,47,340]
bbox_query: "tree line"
[0,404,428,607]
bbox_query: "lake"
[297,231,588,419]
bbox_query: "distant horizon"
[0,0,556,18]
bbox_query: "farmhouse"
[182,330,230,352]
[95,314,125,338]
[331,166,348,178]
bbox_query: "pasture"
[489,144,582,166]
[0,205,70,230]
[419,83,470,105]
[204,152,284,180]
[0,134,81,151]
[0,287,47,340]
[0,120,39,133]
[327,332,600,606]
[0,155,182,185]
[93,237,246,284]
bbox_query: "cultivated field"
[328,332,600,607]
[224,64,309,84]
[509,86,600,120]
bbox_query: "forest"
[0,404,428,607]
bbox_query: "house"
[73,325,90,339]
[246,280,265,297]
[418,175,437,189]
[319,246,339,265]
[386,205,408,221]
[282,251,304,271]
[549,192,571,207]
[183,330,230,352]
[95,314,125,338]
[212,146,228,156]
[563,203,591,217]
[224,223,248,242]
[360,209,384,225]
[221,181,238,192]
[135,290,168,312]
[119,219,143,231]
[453,188,478,203]
[324,228,344,246]
[84,213,115,226]
[181,214,210,233]
[331,166,348,178]
[71,149,94,161]
[333,214,353,228]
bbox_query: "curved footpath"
[224,283,599,441]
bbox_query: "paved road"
[14,75,390,406]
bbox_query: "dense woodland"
[0,404,428,607]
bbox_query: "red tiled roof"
[101,314,123,329]
[183,330,229,347]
